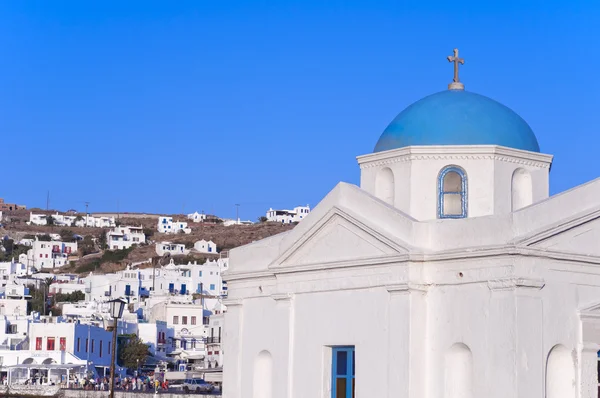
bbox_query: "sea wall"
[62,390,220,398]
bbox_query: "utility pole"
[46,191,50,211]
[84,202,90,227]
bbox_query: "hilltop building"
[266,205,310,224]
[106,226,145,250]
[0,198,25,212]
[158,216,191,234]
[187,211,207,223]
[223,50,600,398]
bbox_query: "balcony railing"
[206,337,221,344]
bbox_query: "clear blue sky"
[1,1,599,220]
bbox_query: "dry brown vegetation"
[0,209,294,275]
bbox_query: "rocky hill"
[0,210,295,275]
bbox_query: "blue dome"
[374,90,540,153]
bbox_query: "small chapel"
[223,49,600,398]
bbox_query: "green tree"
[59,229,74,241]
[117,335,150,369]
[258,216,268,223]
[27,285,46,315]
[38,234,52,242]
[98,232,107,250]
[54,290,85,303]
[79,235,96,256]
[46,216,55,226]
[142,228,154,238]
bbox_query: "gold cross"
[447,48,465,90]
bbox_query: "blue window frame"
[210,284,215,290]
[332,346,355,398]
[438,165,468,219]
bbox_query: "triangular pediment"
[521,210,600,257]
[272,207,410,268]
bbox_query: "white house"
[0,261,29,280]
[187,212,206,223]
[175,259,225,296]
[28,212,115,228]
[29,319,113,376]
[193,239,217,254]
[265,205,310,224]
[223,64,600,398]
[155,242,189,257]
[76,215,116,228]
[147,298,205,363]
[106,226,146,250]
[205,310,224,369]
[158,217,191,234]
[24,239,77,270]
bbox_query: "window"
[438,166,467,219]
[60,337,66,351]
[210,284,215,290]
[173,316,179,325]
[332,346,355,398]
[199,271,202,277]
[36,337,42,350]
[191,316,196,325]
[91,339,95,353]
[99,341,103,358]
[86,338,89,353]
[108,341,111,355]
[182,316,188,325]
[77,338,80,352]
[47,337,55,351]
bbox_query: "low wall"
[62,390,220,398]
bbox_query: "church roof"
[374,89,540,153]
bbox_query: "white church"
[223,50,600,398]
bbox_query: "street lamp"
[108,298,126,398]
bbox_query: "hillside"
[0,210,295,275]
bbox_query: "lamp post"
[108,298,126,398]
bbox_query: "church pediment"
[520,210,600,257]
[271,207,410,269]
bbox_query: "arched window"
[253,350,273,398]
[375,167,395,205]
[511,168,533,211]
[438,166,467,219]
[445,343,473,398]
[546,344,575,398]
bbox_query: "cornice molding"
[487,277,545,291]
[224,245,600,283]
[222,298,243,307]
[359,153,551,170]
[386,284,410,295]
[271,293,293,302]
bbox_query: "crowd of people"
[75,375,169,392]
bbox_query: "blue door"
[125,285,131,296]
[168,283,174,293]
[332,346,355,398]
[181,284,186,294]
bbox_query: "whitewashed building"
[187,211,206,223]
[0,261,29,280]
[193,239,217,254]
[223,67,600,398]
[28,213,115,228]
[106,226,145,250]
[266,205,310,223]
[29,319,113,375]
[156,242,189,257]
[158,217,191,234]
[23,239,77,270]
